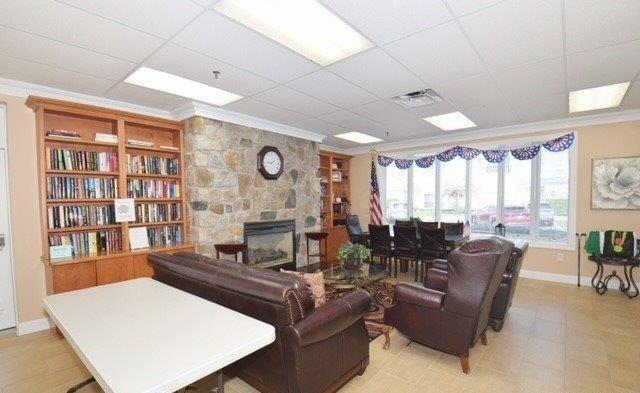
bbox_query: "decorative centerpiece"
[337,242,371,270]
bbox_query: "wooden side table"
[214,243,247,262]
[305,231,329,268]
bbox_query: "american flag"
[370,158,383,225]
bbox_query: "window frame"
[380,134,578,250]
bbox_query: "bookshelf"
[319,150,352,262]
[27,97,194,294]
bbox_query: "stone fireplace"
[243,220,296,270]
[184,116,321,266]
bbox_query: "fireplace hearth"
[243,220,296,270]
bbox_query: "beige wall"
[1,94,46,323]
[350,121,640,277]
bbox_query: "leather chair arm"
[424,268,448,291]
[393,283,444,309]
[287,289,371,347]
[433,259,448,271]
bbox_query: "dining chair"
[393,225,421,281]
[368,224,393,271]
[419,221,439,229]
[394,219,414,227]
[442,222,464,236]
[418,226,446,281]
[346,215,367,245]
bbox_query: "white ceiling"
[0,0,640,149]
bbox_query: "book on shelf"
[126,139,154,147]
[45,147,118,172]
[46,177,118,199]
[135,203,181,223]
[48,229,122,257]
[126,179,180,199]
[94,133,118,143]
[46,129,82,139]
[47,204,116,229]
[126,154,180,175]
[146,225,183,247]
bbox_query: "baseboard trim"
[17,317,52,336]
[520,269,626,289]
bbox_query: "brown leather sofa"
[432,239,528,332]
[384,237,513,373]
[489,240,529,331]
[148,252,371,393]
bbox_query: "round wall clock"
[257,146,284,180]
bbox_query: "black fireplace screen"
[243,220,296,270]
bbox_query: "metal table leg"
[67,377,95,393]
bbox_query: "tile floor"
[1,275,639,393]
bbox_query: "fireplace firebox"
[243,220,296,270]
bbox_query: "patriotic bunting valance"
[377,132,574,169]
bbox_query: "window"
[538,149,569,242]
[412,165,436,222]
[440,159,466,223]
[470,159,499,234]
[503,156,532,239]
[382,135,576,248]
[384,165,408,224]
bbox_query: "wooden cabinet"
[52,261,97,293]
[325,226,350,263]
[133,254,154,278]
[96,256,134,285]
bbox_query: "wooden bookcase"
[27,97,194,294]
[319,150,352,262]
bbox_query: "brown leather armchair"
[431,238,528,332]
[489,240,529,331]
[149,252,371,393]
[384,237,513,374]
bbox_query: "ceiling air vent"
[392,89,444,108]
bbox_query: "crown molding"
[343,108,640,155]
[172,101,326,143]
[318,144,348,154]
[0,77,173,119]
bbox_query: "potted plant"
[337,242,372,270]
[409,216,422,226]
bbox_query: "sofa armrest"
[393,283,444,309]
[433,259,448,271]
[424,268,448,291]
[287,289,371,347]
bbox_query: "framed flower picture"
[591,156,640,209]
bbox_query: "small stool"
[214,243,247,262]
[305,231,329,268]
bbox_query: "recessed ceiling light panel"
[214,0,373,66]
[124,67,243,106]
[334,132,383,144]
[424,112,476,131]
[569,82,630,113]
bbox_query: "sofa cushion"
[281,269,325,307]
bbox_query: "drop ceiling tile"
[251,86,339,117]
[57,0,203,39]
[291,118,348,136]
[0,55,114,96]
[445,0,505,16]
[321,0,453,45]
[350,100,416,125]
[285,70,378,109]
[463,103,520,127]
[318,110,387,133]
[105,83,189,111]
[172,11,319,83]
[567,40,640,91]
[321,135,363,149]
[621,81,640,110]
[492,57,565,101]
[327,48,425,99]
[0,26,135,81]
[406,101,459,118]
[565,0,640,54]
[145,44,276,97]
[0,0,163,63]
[433,73,506,109]
[459,0,563,70]
[191,0,218,6]
[384,21,485,85]
[223,98,308,124]
[511,93,567,122]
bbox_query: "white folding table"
[43,278,275,393]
